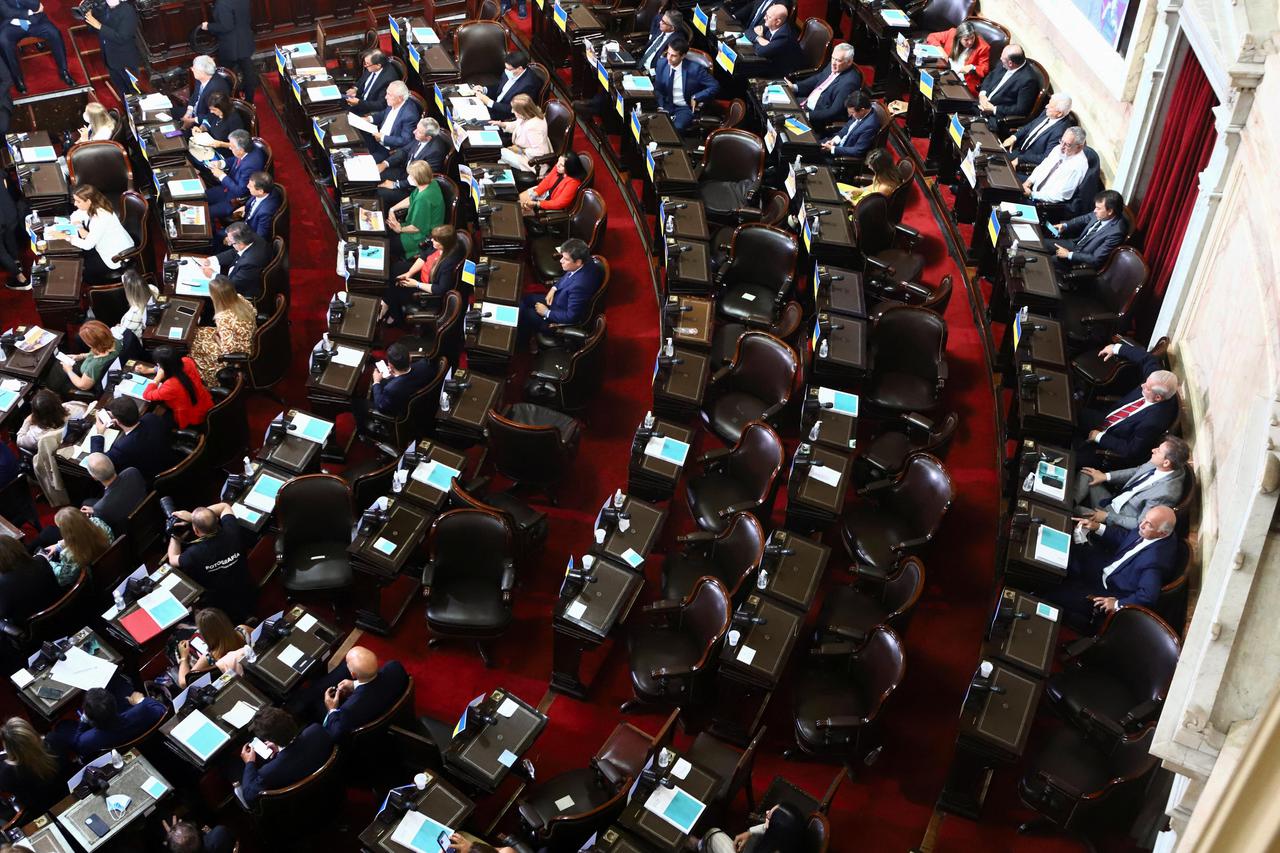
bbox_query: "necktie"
[988,65,1016,98]
[1104,398,1146,427]
[805,71,839,110]
[362,69,378,99]
[1032,156,1063,192]
[642,32,667,70]
[246,197,255,219]
[1022,116,1053,149]
[1126,468,1155,490]
[1081,218,1103,240]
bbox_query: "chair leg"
[477,641,494,668]
[428,638,444,648]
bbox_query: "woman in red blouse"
[141,346,214,428]
[926,21,990,95]
[518,154,587,216]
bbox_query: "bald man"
[80,453,145,536]
[751,4,803,77]
[1075,342,1181,469]
[167,500,255,621]
[310,646,408,738]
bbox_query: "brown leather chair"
[527,62,553,105]
[706,186,790,277]
[684,725,763,817]
[966,17,1011,61]
[108,191,149,280]
[1069,335,1169,406]
[1058,247,1149,350]
[533,100,575,175]
[1017,725,1158,839]
[86,283,128,326]
[345,676,416,783]
[342,454,398,512]
[788,626,905,763]
[404,231,473,325]
[818,556,925,645]
[1046,605,1180,737]
[856,411,958,483]
[256,237,289,313]
[661,510,765,601]
[685,421,785,533]
[274,474,354,596]
[622,576,730,712]
[435,176,460,228]
[88,536,131,603]
[525,315,607,414]
[243,745,342,831]
[10,568,91,649]
[1005,58,1052,132]
[697,129,766,224]
[531,189,607,282]
[485,404,583,503]
[863,305,948,414]
[124,491,165,567]
[232,97,259,136]
[841,452,953,578]
[153,431,208,500]
[367,357,448,450]
[710,300,804,371]
[455,22,509,89]
[702,331,799,444]
[221,294,290,392]
[715,224,799,327]
[535,256,610,348]
[448,477,548,562]
[790,18,833,79]
[267,185,289,242]
[868,273,953,319]
[204,372,249,471]
[478,0,502,19]
[695,98,748,134]
[423,508,515,666]
[251,136,274,177]
[402,290,465,366]
[852,193,925,285]
[803,813,831,853]
[67,140,133,207]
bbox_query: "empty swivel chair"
[455,22,508,88]
[817,556,925,644]
[702,332,799,444]
[1045,605,1180,737]
[697,129,765,225]
[715,224,799,327]
[840,452,953,578]
[274,474,355,597]
[203,374,250,471]
[661,511,765,602]
[448,478,548,563]
[855,411,959,484]
[685,421,785,533]
[525,315,608,414]
[623,576,731,712]
[422,508,515,666]
[710,300,804,371]
[862,305,949,415]
[485,404,583,504]
[1057,247,1149,350]
[788,626,905,764]
[530,190,607,282]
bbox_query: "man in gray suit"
[1073,435,1189,531]
[82,454,146,536]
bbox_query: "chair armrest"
[367,409,395,426]
[816,715,869,729]
[1078,311,1122,327]
[734,205,763,223]
[462,474,491,494]
[760,401,786,422]
[501,561,516,604]
[696,447,732,466]
[676,531,717,544]
[651,664,695,681]
[810,640,857,657]
[0,619,22,638]
[936,359,949,389]
[900,412,935,435]
[420,561,435,597]
[273,536,286,563]
[892,223,920,246]
[528,152,558,167]
[1062,267,1099,281]
[640,598,684,617]
[823,623,867,644]
[856,477,895,497]
[1077,706,1127,741]
[708,365,732,386]
[1122,698,1162,728]
[1033,769,1084,800]
[718,500,759,517]
[1061,636,1097,662]
[890,535,931,553]
[219,352,250,365]
[864,255,895,277]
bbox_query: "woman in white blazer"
[68,185,134,284]
[498,95,552,177]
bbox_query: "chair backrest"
[711,512,766,581]
[719,99,748,131]
[232,98,259,136]
[881,557,925,627]
[1092,605,1181,707]
[348,675,415,745]
[923,274,953,314]
[580,257,611,322]
[392,358,448,447]
[430,290,465,363]
[794,18,833,78]
[117,191,148,253]
[124,490,164,566]
[849,626,906,722]
[885,160,917,224]
[728,332,799,408]
[478,0,501,19]
[454,21,509,82]
[89,535,131,601]
[965,16,1010,59]
[633,0,666,34]
[350,455,398,511]
[559,316,608,410]
[726,421,785,502]
[852,192,894,254]
[703,129,765,185]
[485,409,571,487]
[204,372,249,471]
[1095,247,1149,318]
[431,508,512,584]
[153,433,207,498]
[913,0,973,32]
[1022,59,1053,127]
[575,152,596,189]
[275,474,354,551]
[247,295,290,390]
[255,745,341,817]
[435,176,459,228]
[725,224,798,290]
[269,185,290,242]
[872,305,947,383]
[251,136,274,176]
[802,813,831,853]
[569,189,608,250]
[527,62,553,104]
[544,99,576,160]
[87,284,128,326]
[257,237,288,312]
[29,568,90,643]
[215,66,240,97]
[885,453,954,543]
[681,576,731,664]
[68,141,133,200]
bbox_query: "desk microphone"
[810,208,832,217]
[475,204,494,217]
[669,243,691,255]
[475,708,499,727]
[1020,373,1053,387]
[797,165,818,176]
[969,679,1006,696]
[667,201,688,210]
[656,352,683,367]
[1010,512,1045,528]
[732,609,767,629]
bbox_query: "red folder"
[119,608,163,644]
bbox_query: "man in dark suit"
[0,536,60,622]
[311,647,409,739]
[361,342,435,429]
[237,708,333,805]
[225,171,279,242]
[91,397,176,482]
[182,56,232,129]
[476,51,541,121]
[345,49,399,115]
[1046,505,1179,628]
[203,0,254,101]
[518,238,603,342]
[1004,92,1071,171]
[205,130,266,221]
[977,44,1038,131]
[578,11,685,117]
[162,819,236,853]
[359,81,421,162]
[202,224,269,300]
[1075,435,1189,531]
[731,0,788,32]
[1049,189,1126,271]
[0,0,73,92]
[376,117,451,209]
[822,91,879,159]
[751,4,803,78]
[84,0,140,97]
[790,42,861,131]
[653,39,720,133]
[60,687,168,756]
[81,454,145,535]
[1076,343,1180,469]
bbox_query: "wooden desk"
[464,312,517,377]
[653,347,709,422]
[162,200,214,250]
[1011,364,1075,446]
[595,494,667,569]
[13,628,123,724]
[478,201,526,255]
[627,417,695,502]
[667,295,713,349]
[244,605,341,699]
[799,166,845,205]
[758,529,829,613]
[657,197,710,243]
[329,292,381,345]
[14,813,75,853]
[551,556,645,699]
[664,239,712,295]
[0,376,30,429]
[345,236,394,291]
[0,327,64,381]
[814,265,866,319]
[349,496,433,636]
[809,316,867,388]
[984,588,1062,678]
[306,342,369,416]
[256,410,332,476]
[141,296,202,354]
[618,749,719,850]
[443,688,548,793]
[473,257,523,305]
[398,440,469,514]
[358,768,474,852]
[227,464,294,534]
[52,750,170,852]
[33,256,83,306]
[1003,311,1066,379]
[158,164,206,207]
[786,445,854,531]
[713,594,803,743]
[436,370,504,449]
[1011,440,1075,513]
[102,566,204,654]
[1004,499,1074,587]
[804,384,858,452]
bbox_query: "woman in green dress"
[387,160,445,262]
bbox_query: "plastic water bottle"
[614,489,625,509]
[643,410,655,430]
[113,588,125,612]
[664,337,674,358]
[809,420,822,442]
[167,217,177,239]
[756,568,769,590]
[595,528,606,544]
[440,389,452,412]
[665,215,674,235]
[322,332,333,352]
[1022,472,1035,492]
[818,338,829,359]
[242,456,254,478]
[110,749,124,770]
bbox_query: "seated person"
[388,160,445,262]
[43,319,121,399]
[89,396,177,482]
[578,10,686,116]
[205,130,266,222]
[1046,505,1179,627]
[80,454,145,535]
[1049,189,1126,271]
[518,154,587,216]
[924,21,989,95]
[376,117,451,210]
[140,346,215,429]
[1075,435,1190,531]
[0,535,61,623]
[446,837,518,853]
[59,686,167,757]
[1076,343,1180,469]
[0,718,71,817]
[162,819,236,853]
[166,501,254,622]
[34,506,112,586]
[195,91,244,147]
[355,342,435,432]
[175,608,252,688]
[475,51,541,121]
[1003,93,1072,171]
[840,148,902,204]
[237,707,334,805]
[199,222,271,301]
[976,44,1038,131]
[181,55,232,129]
[305,646,409,739]
[111,270,160,346]
[731,0,787,32]
[16,389,86,451]
[750,5,803,78]
[497,94,551,177]
[359,81,421,162]
[67,186,135,285]
[790,42,861,131]
[223,171,279,242]
[78,102,117,142]
[703,803,805,853]
[190,275,256,384]
[518,238,602,341]
[821,91,879,160]
[1022,126,1089,204]
[654,39,719,133]
[381,225,466,325]
[345,49,400,116]
[0,0,74,93]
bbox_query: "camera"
[70,0,106,21]
[160,496,189,539]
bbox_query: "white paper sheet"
[49,646,118,691]
[221,701,259,729]
[277,644,304,667]
[331,345,364,367]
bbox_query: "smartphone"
[176,305,196,317]
[163,129,184,138]
[250,737,273,759]
[35,686,64,701]
[84,814,110,838]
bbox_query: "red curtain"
[1133,50,1217,338]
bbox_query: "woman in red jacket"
[518,154,587,216]
[926,21,990,95]
[141,346,214,428]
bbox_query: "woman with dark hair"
[199,91,245,146]
[16,389,86,451]
[518,154,586,215]
[925,20,990,95]
[67,185,135,285]
[381,225,466,324]
[841,148,903,205]
[0,536,61,621]
[140,345,214,428]
[0,718,69,817]
[702,803,805,853]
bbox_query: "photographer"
[164,500,254,622]
[83,0,139,97]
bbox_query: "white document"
[671,758,692,779]
[79,427,118,456]
[449,97,490,121]
[565,599,587,620]
[343,154,381,183]
[170,709,229,760]
[331,345,364,367]
[736,645,757,665]
[11,668,34,688]
[277,644,304,667]
[555,795,575,810]
[221,701,259,729]
[390,811,453,853]
[158,572,183,591]
[809,463,841,487]
[497,698,519,718]
[0,378,23,392]
[1011,222,1040,243]
[345,112,378,133]
[49,646,118,691]
[139,93,173,110]
[296,613,318,632]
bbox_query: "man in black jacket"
[477,51,541,121]
[90,397,176,482]
[354,342,434,434]
[81,454,145,535]
[237,707,333,805]
[977,44,1038,131]
[201,225,270,300]
[0,0,73,92]
[84,0,140,96]
[1076,344,1180,469]
[312,647,409,739]
[345,49,399,115]
[182,55,232,129]
[376,117,450,209]
[1004,92,1071,171]
[203,0,254,101]
[789,42,861,132]
[1049,189,1127,271]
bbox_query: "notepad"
[244,472,288,513]
[620,548,644,568]
[411,459,461,491]
[449,97,489,121]
[167,179,205,198]
[481,302,519,327]
[1032,461,1067,502]
[21,145,56,162]
[282,42,316,57]
[671,758,692,779]
[809,463,841,487]
[221,701,259,729]
[356,244,385,272]
[565,599,588,620]
[296,613,318,632]
[914,42,946,60]
[141,775,168,798]
[622,74,654,92]
[1012,222,1041,243]
[10,668,33,689]
[465,130,503,147]
[331,345,363,367]
[736,645,757,665]
[390,811,453,853]
[644,435,690,466]
[1034,525,1071,569]
[290,412,333,444]
[644,785,707,833]
[138,588,187,629]
[231,503,262,525]
[816,387,859,416]
[497,749,517,767]
[880,8,910,26]
[277,644,304,667]
[998,201,1040,223]
[308,84,342,102]
[342,153,381,183]
[172,710,229,761]
[0,389,15,412]
[412,26,440,43]
[373,537,397,555]
[497,697,519,718]
[761,83,789,105]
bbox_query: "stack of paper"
[644,435,691,466]
[244,472,288,514]
[139,93,173,111]
[289,412,333,445]
[1034,525,1071,569]
[480,302,519,328]
[449,97,489,121]
[49,646,118,691]
[171,710,230,761]
[342,154,381,183]
[168,179,205,199]
[412,459,462,491]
